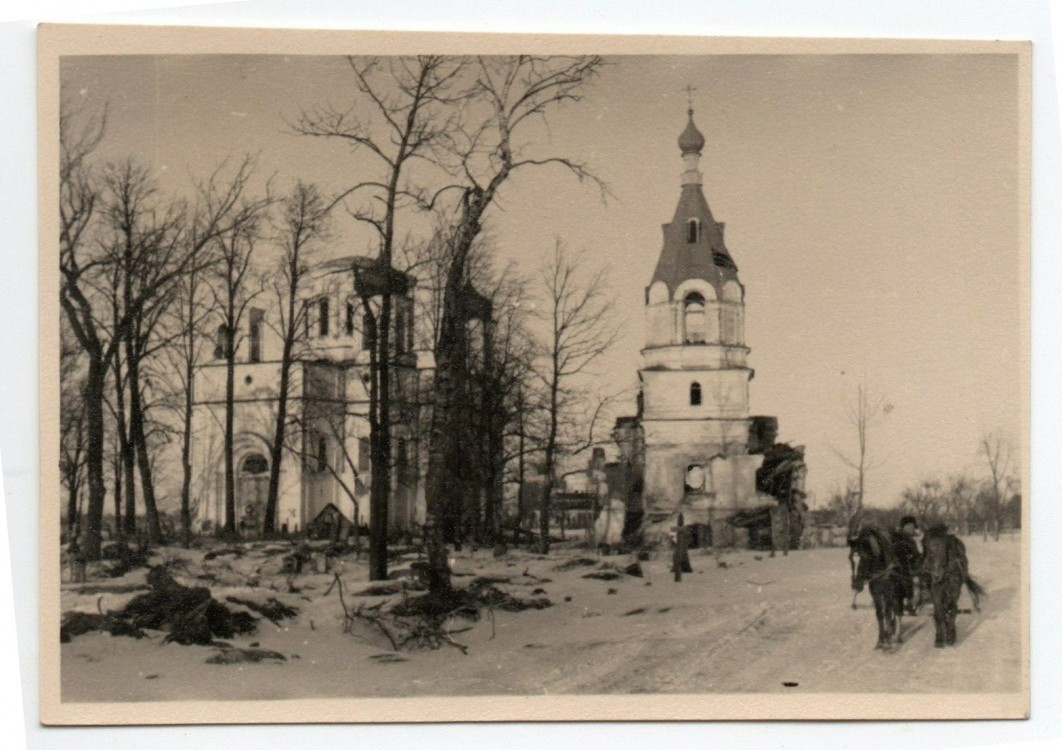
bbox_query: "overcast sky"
[61,52,1023,507]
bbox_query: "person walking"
[894,515,923,615]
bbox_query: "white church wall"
[641,343,747,370]
[640,368,750,420]
[645,302,673,347]
[642,417,749,449]
[194,361,287,403]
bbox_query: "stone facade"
[192,256,431,536]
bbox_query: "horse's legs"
[880,587,897,648]
[966,579,981,613]
[946,602,958,646]
[931,589,946,647]
[874,595,887,649]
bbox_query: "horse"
[848,526,908,650]
[921,525,986,648]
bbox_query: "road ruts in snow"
[516,534,1021,695]
[59,534,1022,700]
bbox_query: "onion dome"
[678,108,705,155]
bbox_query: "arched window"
[684,292,706,344]
[241,453,268,475]
[687,219,699,243]
[214,324,230,360]
[690,381,702,406]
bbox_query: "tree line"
[820,430,1021,538]
[59,55,620,584]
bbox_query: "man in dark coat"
[893,515,923,615]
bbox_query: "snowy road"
[60,533,1023,701]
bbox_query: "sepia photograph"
[38,25,1029,724]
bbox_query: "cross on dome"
[678,91,705,155]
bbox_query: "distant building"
[191,256,432,536]
[611,107,806,546]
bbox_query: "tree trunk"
[67,477,80,542]
[80,358,108,560]
[265,334,294,536]
[110,445,122,542]
[113,351,137,538]
[223,328,237,536]
[539,363,560,555]
[515,398,527,547]
[424,187,492,582]
[127,339,162,544]
[371,289,392,581]
[179,361,194,547]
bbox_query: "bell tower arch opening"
[683,292,707,344]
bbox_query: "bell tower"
[639,106,760,522]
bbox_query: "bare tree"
[826,481,862,528]
[162,254,212,546]
[980,431,1015,542]
[59,325,88,540]
[943,474,977,534]
[423,55,606,574]
[59,85,272,559]
[95,160,189,544]
[534,240,618,554]
[262,181,331,536]
[294,55,465,581]
[899,478,942,527]
[832,381,890,514]
[208,180,273,538]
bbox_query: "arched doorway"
[237,453,269,535]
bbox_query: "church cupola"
[678,108,706,155]
[646,106,742,326]
[678,108,706,187]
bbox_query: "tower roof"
[649,111,739,296]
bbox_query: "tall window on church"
[317,297,330,338]
[690,381,702,406]
[248,308,264,363]
[687,219,699,243]
[316,433,329,473]
[684,292,706,344]
[358,437,371,473]
[394,304,407,355]
[214,324,230,360]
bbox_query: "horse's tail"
[965,575,986,612]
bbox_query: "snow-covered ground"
[59,532,1023,701]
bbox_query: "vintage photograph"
[40,26,1029,723]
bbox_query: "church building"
[191,256,432,537]
[614,106,805,547]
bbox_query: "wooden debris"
[206,647,287,665]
